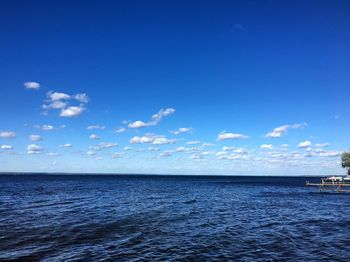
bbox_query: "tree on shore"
[341,152,350,175]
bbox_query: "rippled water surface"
[1,175,349,261]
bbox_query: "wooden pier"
[306,177,350,193]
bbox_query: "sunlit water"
[0,175,349,261]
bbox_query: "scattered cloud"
[73,93,89,103]
[187,140,201,145]
[27,144,43,154]
[115,128,126,133]
[98,142,118,149]
[265,123,307,138]
[29,135,42,141]
[34,124,65,131]
[319,151,341,157]
[89,134,100,140]
[86,125,106,130]
[217,132,248,141]
[170,127,193,135]
[298,141,312,148]
[1,145,13,150]
[0,131,16,138]
[60,106,85,117]
[24,81,40,90]
[43,91,89,117]
[60,143,72,148]
[86,150,97,156]
[149,146,160,151]
[160,151,173,158]
[130,133,176,145]
[47,152,60,157]
[315,143,329,147]
[260,144,273,150]
[128,108,175,129]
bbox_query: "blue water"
[0,175,349,261]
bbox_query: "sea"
[0,174,349,261]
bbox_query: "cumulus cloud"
[170,127,193,135]
[265,123,307,138]
[217,132,248,141]
[149,146,160,151]
[73,93,89,103]
[29,135,42,141]
[130,133,176,145]
[128,108,175,129]
[43,91,89,117]
[60,106,85,117]
[260,144,273,150]
[112,152,125,158]
[0,131,16,138]
[128,120,149,129]
[24,81,40,90]
[89,134,100,140]
[298,141,311,148]
[86,125,106,130]
[27,144,43,154]
[1,145,13,150]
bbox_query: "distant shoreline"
[0,172,330,178]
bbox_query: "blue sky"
[0,0,349,175]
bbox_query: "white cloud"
[130,134,176,145]
[186,140,201,145]
[47,152,60,157]
[86,125,106,130]
[112,152,125,158]
[260,144,273,150]
[74,93,89,103]
[60,143,72,148]
[41,125,54,131]
[222,146,235,151]
[42,100,67,110]
[319,151,341,157]
[176,147,186,152]
[98,142,118,149]
[48,92,71,101]
[43,91,89,117]
[315,143,330,147]
[265,123,307,138]
[129,108,175,129]
[298,141,312,148]
[29,135,42,141]
[123,146,132,151]
[86,150,97,156]
[128,120,149,129]
[27,144,43,154]
[0,131,16,138]
[149,146,160,151]
[217,132,248,141]
[1,145,13,150]
[24,81,40,90]
[170,127,193,135]
[115,128,126,133]
[159,151,172,158]
[89,134,100,140]
[60,106,85,117]
[151,108,175,122]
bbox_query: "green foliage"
[341,152,350,175]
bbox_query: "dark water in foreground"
[0,175,349,261]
